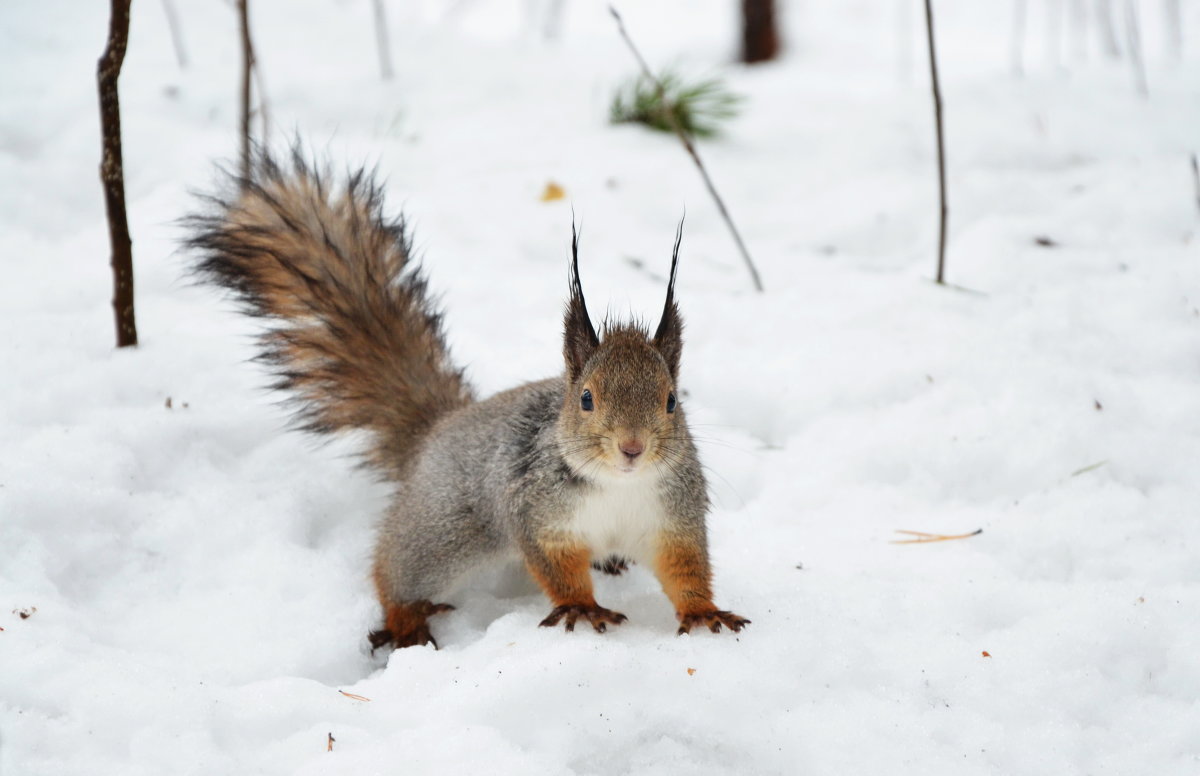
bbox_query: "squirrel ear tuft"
[652,220,685,378]
[564,222,599,382]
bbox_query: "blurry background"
[2,2,1199,774]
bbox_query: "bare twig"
[1011,0,1027,76]
[609,6,764,293]
[1095,0,1122,57]
[923,0,949,285]
[1046,0,1063,70]
[1069,0,1089,63]
[543,0,566,40]
[373,0,394,80]
[326,733,335,752]
[1124,0,1148,96]
[253,54,269,140]
[161,0,188,69]
[892,529,983,544]
[237,0,254,182]
[1191,153,1200,215]
[98,0,138,348]
[1164,0,1182,62]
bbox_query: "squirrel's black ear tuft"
[653,219,685,378]
[564,221,600,382]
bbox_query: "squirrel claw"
[676,610,751,636]
[539,604,627,633]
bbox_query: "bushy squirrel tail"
[185,148,474,480]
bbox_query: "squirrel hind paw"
[370,600,455,652]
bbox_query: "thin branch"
[1190,153,1199,216]
[609,6,764,293]
[161,0,188,69]
[373,0,394,80]
[1124,0,1148,96]
[1011,0,1027,76]
[253,48,269,140]
[1046,0,1063,70]
[98,0,138,348]
[1164,0,1182,62]
[1095,0,1122,57]
[543,0,566,40]
[237,0,253,182]
[923,0,949,285]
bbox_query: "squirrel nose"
[619,439,645,459]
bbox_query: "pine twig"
[609,6,764,293]
[923,0,949,285]
[373,0,394,80]
[98,0,138,348]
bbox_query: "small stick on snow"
[891,529,983,544]
[338,690,372,702]
[1070,460,1108,477]
[326,733,335,752]
[608,6,765,293]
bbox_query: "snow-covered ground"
[3,1,1200,773]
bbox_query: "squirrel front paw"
[676,610,750,636]
[539,603,628,633]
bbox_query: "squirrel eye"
[666,392,677,413]
[581,389,594,411]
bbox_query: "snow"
[3,0,1200,773]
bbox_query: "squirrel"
[186,149,749,650]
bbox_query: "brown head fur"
[558,223,687,479]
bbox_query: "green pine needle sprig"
[609,71,743,139]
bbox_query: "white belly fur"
[568,472,664,562]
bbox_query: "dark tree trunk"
[98,0,138,347]
[741,0,780,64]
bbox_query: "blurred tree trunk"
[741,0,780,64]
[98,0,138,348]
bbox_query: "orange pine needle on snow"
[891,528,983,544]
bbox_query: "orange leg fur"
[526,541,627,632]
[369,564,453,651]
[653,534,750,635]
